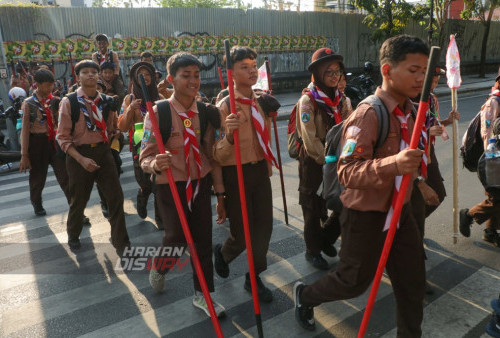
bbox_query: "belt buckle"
[250,161,258,165]
[90,143,97,148]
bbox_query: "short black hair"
[140,51,153,60]
[223,46,257,66]
[100,61,115,71]
[166,52,201,77]
[379,35,429,66]
[75,60,100,75]
[34,69,54,84]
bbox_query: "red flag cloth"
[446,35,462,89]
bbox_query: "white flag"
[252,63,269,91]
[446,35,462,90]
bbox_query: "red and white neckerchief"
[33,93,56,149]
[492,88,500,98]
[98,51,108,66]
[177,109,202,210]
[236,97,280,169]
[310,86,342,124]
[384,105,425,231]
[82,95,108,142]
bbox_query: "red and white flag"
[252,63,269,91]
[446,35,462,90]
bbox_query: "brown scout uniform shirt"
[92,50,120,76]
[20,92,56,156]
[139,97,224,192]
[213,88,273,176]
[56,87,118,152]
[338,87,417,212]
[296,91,351,165]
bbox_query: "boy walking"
[19,69,70,216]
[140,52,226,317]
[293,35,428,336]
[213,46,279,303]
[56,60,130,252]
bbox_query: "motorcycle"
[0,96,24,173]
[344,61,377,109]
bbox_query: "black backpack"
[323,95,390,213]
[67,92,114,134]
[156,100,221,146]
[460,96,500,172]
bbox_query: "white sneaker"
[192,292,226,318]
[149,269,165,292]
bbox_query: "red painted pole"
[357,46,441,337]
[138,75,224,338]
[264,57,288,225]
[69,52,76,85]
[224,40,264,338]
[217,66,225,90]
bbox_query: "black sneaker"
[244,273,273,303]
[322,244,337,258]
[214,244,229,278]
[101,202,109,219]
[459,208,473,237]
[68,238,81,250]
[483,228,500,247]
[82,215,91,227]
[294,281,316,331]
[305,252,329,270]
[32,201,46,216]
[137,191,148,219]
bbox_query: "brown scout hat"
[129,61,156,81]
[308,48,344,73]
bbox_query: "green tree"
[461,0,500,77]
[355,0,426,41]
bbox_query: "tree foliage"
[355,0,427,41]
[157,0,241,8]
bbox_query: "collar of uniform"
[76,87,101,99]
[169,96,198,115]
[234,87,257,101]
[375,86,414,115]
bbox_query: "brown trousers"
[221,160,273,275]
[298,148,339,255]
[469,191,500,230]
[28,134,70,204]
[301,205,425,337]
[155,176,214,292]
[66,143,129,250]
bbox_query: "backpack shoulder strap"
[99,93,111,121]
[305,91,318,111]
[156,99,172,144]
[67,92,80,134]
[359,95,390,150]
[196,101,221,144]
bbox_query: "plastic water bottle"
[485,138,500,186]
[325,155,338,163]
[133,122,144,155]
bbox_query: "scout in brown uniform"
[213,46,278,303]
[294,35,428,335]
[118,61,163,228]
[140,52,226,317]
[19,69,70,216]
[296,48,351,270]
[460,75,500,245]
[92,34,124,99]
[56,60,130,252]
[10,61,32,94]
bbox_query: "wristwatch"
[215,192,227,198]
[416,176,425,183]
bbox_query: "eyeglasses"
[324,69,343,78]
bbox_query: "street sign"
[0,67,7,79]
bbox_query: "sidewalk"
[273,71,498,121]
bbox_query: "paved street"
[1,89,499,337]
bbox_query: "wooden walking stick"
[224,40,264,338]
[138,74,224,338]
[264,56,288,225]
[446,34,462,244]
[357,46,441,337]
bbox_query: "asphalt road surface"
[0,89,498,337]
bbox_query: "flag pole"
[446,34,461,244]
[224,40,264,338]
[138,74,224,338]
[264,56,288,225]
[357,46,441,337]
